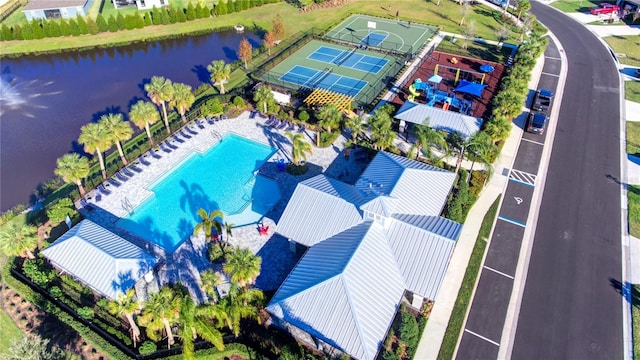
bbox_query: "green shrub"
[399,311,420,351]
[50,286,63,299]
[139,340,157,355]
[22,259,54,287]
[298,110,309,122]
[286,163,308,175]
[77,306,94,320]
[319,130,339,147]
[233,96,246,108]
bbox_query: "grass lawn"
[551,0,603,13]
[1,0,520,57]
[437,195,501,360]
[629,185,640,237]
[437,35,514,63]
[627,122,640,157]
[627,81,640,103]
[604,35,640,67]
[0,309,23,356]
[633,284,640,359]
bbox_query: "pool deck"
[77,111,368,301]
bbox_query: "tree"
[459,3,472,26]
[466,131,497,176]
[100,113,133,166]
[139,286,181,349]
[108,289,142,348]
[7,335,65,360]
[519,13,536,42]
[79,122,112,180]
[316,104,342,146]
[145,76,174,135]
[0,221,38,259]
[495,25,510,49]
[368,109,396,151]
[129,100,160,146]
[207,60,231,95]
[237,37,252,69]
[253,85,274,114]
[178,294,229,359]
[272,13,285,41]
[414,122,447,160]
[95,14,108,32]
[345,116,365,145]
[516,0,531,21]
[263,31,276,56]
[216,0,228,15]
[186,3,196,20]
[200,269,224,301]
[86,16,99,34]
[171,83,195,124]
[223,247,261,288]
[54,153,89,196]
[47,198,76,225]
[218,283,263,336]
[285,131,313,166]
[193,208,226,253]
[399,312,420,351]
[462,21,477,50]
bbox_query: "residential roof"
[394,100,482,139]
[267,221,406,360]
[41,220,157,300]
[23,0,87,11]
[276,175,366,247]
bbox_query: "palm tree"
[200,269,224,301]
[54,153,90,197]
[414,122,448,160]
[207,60,231,95]
[224,222,235,240]
[100,113,133,166]
[285,131,313,166]
[345,115,365,145]
[178,294,228,359]
[171,83,195,124]
[145,76,174,135]
[193,208,225,252]
[107,289,141,348]
[516,0,531,22]
[218,284,263,336]
[223,247,261,288]
[519,13,536,42]
[466,132,498,177]
[139,286,181,349]
[129,100,160,147]
[484,116,512,143]
[253,85,274,114]
[316,104,342,146]
[368,111,396,151]
[0,221,38,259]
[459,3,471,26]
[78,122,112,181]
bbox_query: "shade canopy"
[428,74,443,83]
[480,64,495,73]
[453,80,486,97]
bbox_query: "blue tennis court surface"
[279,65,367,97]
[361,33,387,47]
[307,46,389,74]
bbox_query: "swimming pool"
[116,134,281,252]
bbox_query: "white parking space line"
[521,137,545,146]
[545,56,562,61]
[484,265,515,280]
[541,71,560,78]
[464,329,501,346]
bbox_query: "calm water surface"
[0,30,261,211]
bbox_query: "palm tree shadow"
[610,278,640,307]
[192,64,210,84]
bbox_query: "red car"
[589,3,620,15]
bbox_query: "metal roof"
[42,220,157,300]
[385,219,458,299]
[392,214,462,239]
[276,175,365,247]
[23,0,87,10]
[268,221,405,360]
[356,152,456,216]
[359,196,398,218]
[394,100,482,139]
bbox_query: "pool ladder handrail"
[210,129,222,141]
[122,197,134,215]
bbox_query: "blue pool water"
[116,134,280,252]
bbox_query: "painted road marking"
[541,71,560,78]
[464,329,501,346]
[521,137,545,146]
[484,265,515,279]
[509,169,537,187]
[498,216,527,228]
[545,56,562,61]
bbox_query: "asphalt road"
[511,3,623,359]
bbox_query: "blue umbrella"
[480,64,495,73]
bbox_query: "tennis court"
[323,14,437,55]
[307,46,389,74]
[279,65,367,97]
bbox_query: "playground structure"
[434,63,488,85]
[408,78,474,115]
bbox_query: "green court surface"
[324,14,437,55]
[258,39,403,108]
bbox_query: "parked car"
[532,88,554,113]
[527,111,548,134]
[589,3,620,15]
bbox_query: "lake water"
[0,30,261,211]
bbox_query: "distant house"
[41,220,158,300]
[394,100,483,139]
[22,0,93,21]
[112,0,169,10]
[268,152,462,360]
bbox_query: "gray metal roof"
[356,152,456,216]
[42,220,157,300]
[394,101,482,139]
[359,196,398,217]
[268,221,405,360]
[385,219,458,299]
[23,0,87,10]
[392,214,462,239]
[276,175,365,247]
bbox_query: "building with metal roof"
[394,100,483,139]
[270,152,461,360]
[42,220,158,300]
[22,0,91,20]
